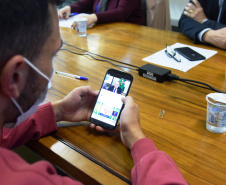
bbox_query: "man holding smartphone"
[0,0,187,184]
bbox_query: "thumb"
[121,96,126,104]
[121,96,133,106]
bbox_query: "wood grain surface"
[27,23,226,185]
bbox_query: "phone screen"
[90,69,133,130]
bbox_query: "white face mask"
[4,57,53,128]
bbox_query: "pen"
[69,13,78,17]
[56,71,88,80]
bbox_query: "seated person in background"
[179,0,226,49]
[108,81,122,94]
[0,0,187,184]
[58,0,145,27]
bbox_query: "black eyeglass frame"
[165,44,181,62]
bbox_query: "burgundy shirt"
[0,103,188,185]
[70,0,145,25]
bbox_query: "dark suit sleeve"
[203,20,226,29]
[178,0,226,43]
[179,14,210,43]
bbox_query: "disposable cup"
[74,17,87,37]
[206,93,226,133]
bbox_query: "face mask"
[4,57,53,128]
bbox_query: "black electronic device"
[174,47,206,61]
[90,69,133,130]
[138,64,171,83]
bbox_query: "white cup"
[74,17,87,37]
[206,93,226,133]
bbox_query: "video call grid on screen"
[101,74,131,96]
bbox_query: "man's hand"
[203,28,226,49]
[52,86,98,123]
[119,96,146,149]
[90,96,146,149]
[58,5,71,20]
[184,0,207,23]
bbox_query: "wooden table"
[27,23,226,185]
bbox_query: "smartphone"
[90,69,133,130]
[174,47,206,61]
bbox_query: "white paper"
[142,43,217,72]
[59,16,76,28]
[59,14,94,28]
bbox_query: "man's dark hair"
[0,0,64,70]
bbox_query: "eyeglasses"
[165,44,181,62]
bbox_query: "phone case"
[90,69,133,130]
[174,47,206,61]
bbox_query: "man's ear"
[1,55,28,99]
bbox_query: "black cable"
[61,42,224,93]
[167,73,225,93]
[178,78,224,93]
[62,41,140,69]
[60,48,138,71]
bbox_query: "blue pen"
[69,13,78,17]
[56,71,88,80]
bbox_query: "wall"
[169,0,188,27]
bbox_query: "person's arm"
[180,16,226,49]
[1,86,98,149]
[179,0,226,44]
[131,138,188,185]
[202,27,226,49]
[0,102,57,149]
[1,146,83,185]
[120,97,187,184]
[183,0,226,30]
[51,86,98,123]
[202,19,226,30]
[183,0,207,23]
[179,0,211,43]
[179,13,210,43]
[95,0,142,24]
[58,0,94,20]
[71,0,144,26]
[70,0,94,14]
[91,96,188,184]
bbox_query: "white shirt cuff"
[201,19,208,24]
[198,28,212,42]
